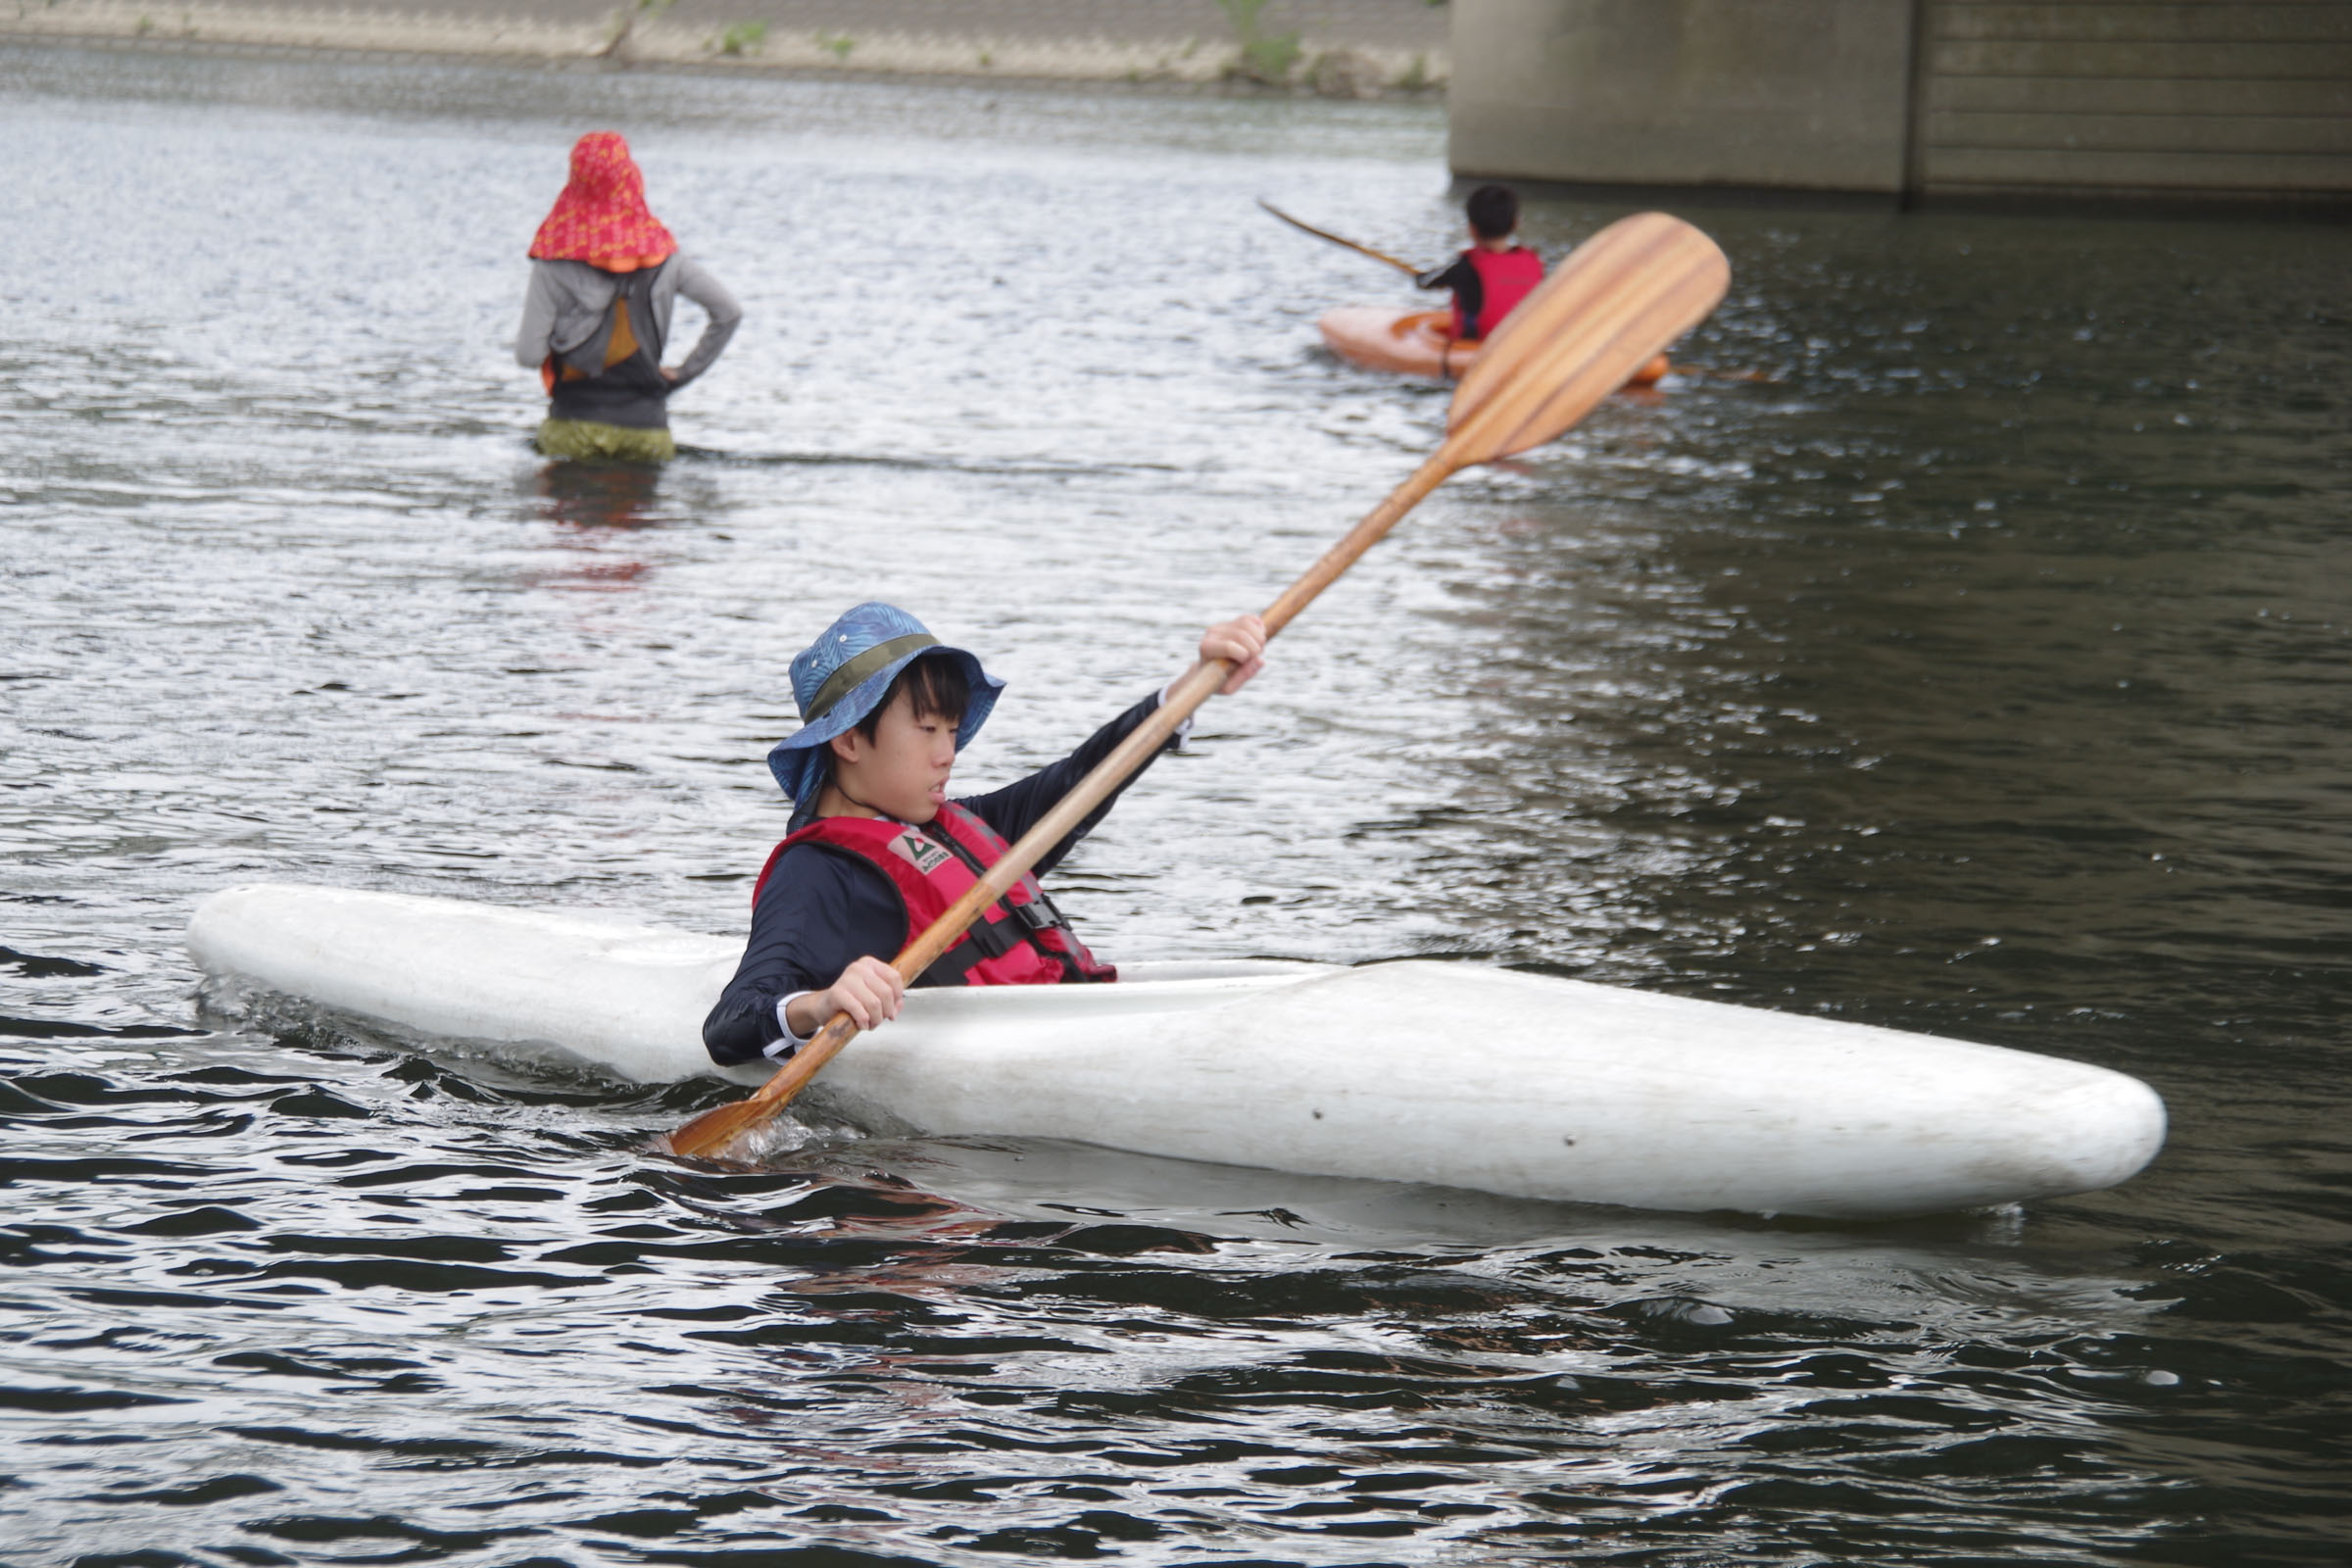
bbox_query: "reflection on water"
[533,453,668,531]
[526,454,669,590]
[2,39,2349,1568]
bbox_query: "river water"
[3,41,2348,1568]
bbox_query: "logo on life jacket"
[886,828,954,875]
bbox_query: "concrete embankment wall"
[0,0,1451,94]
[1449,0,2352,211]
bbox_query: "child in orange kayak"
[1416,183,1544,342]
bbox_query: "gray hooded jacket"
[514,254,742,403]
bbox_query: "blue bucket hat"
[765,602,1003,805]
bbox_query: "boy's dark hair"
[1466,183,1519,241]
[855,652,970,744]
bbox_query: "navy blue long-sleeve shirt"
[702,692,1175,1066]
[1415,251,1483,336]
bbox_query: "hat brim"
[766,646,1002,803]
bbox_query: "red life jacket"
[1453,245,1544,341]
[754,803,1116,988]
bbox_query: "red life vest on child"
[1453,246,1545,341]
[754,803,1116,988]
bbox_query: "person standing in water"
[514,131,742,463]
[1415,183,1544,344]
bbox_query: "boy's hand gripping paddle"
[665,212,1730,1162]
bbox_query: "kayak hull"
[1319,306,1671,386]
[186,884,2166,1221]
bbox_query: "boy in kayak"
[703,603,1266,1067]
[514,131,741,463]
[1416,183,1544,342]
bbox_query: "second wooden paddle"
[1257,198,1422,276]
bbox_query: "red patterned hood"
[527,130,676,273]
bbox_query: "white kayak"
[185,883,2166,1221]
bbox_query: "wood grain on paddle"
[666,212,1730,1162]
[1447,212,1729,462]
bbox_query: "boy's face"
[830,685,957,823]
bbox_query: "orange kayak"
[1318,306,1670,386]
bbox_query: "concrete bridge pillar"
[1450,0,1916,195]
[1449,0,2352,210]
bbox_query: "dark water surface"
[4,42,2349,1568]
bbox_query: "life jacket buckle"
[1012,888,1073,933]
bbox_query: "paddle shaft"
[1259,200,1421,278]
[684,445,1462,1136]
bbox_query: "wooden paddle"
[665,211,1730,1162]
[1258,198,1421,276]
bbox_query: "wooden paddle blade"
[1445,213,1729,464]
[664,1095,772,1160]
[666,1014,860,1158]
